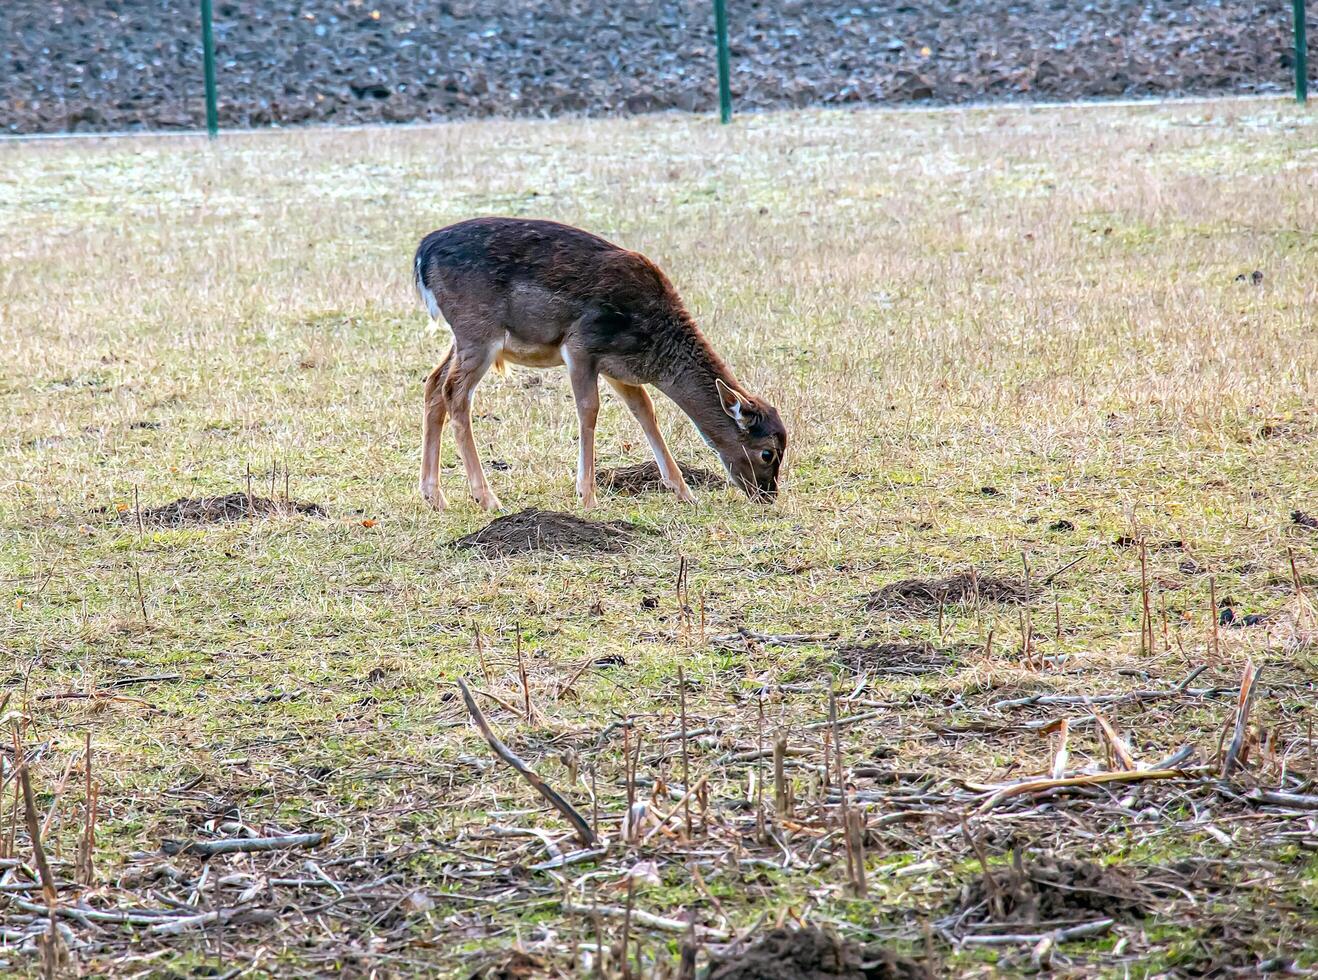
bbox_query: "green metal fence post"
[714,0,732,123]
[201,0,219,137]
[1296,0,1309,104]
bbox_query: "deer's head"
[713,379,787,502]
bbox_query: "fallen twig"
[959,918,1114,946]
[1150,745,1197,770]
[992,668,1229,711]
[162,833,326,857]
[456,678,597,847]
[973,769,1196,814]
[148,905,276,935]
[1040,554,1087,586]
[709,630,832,649]
[107,674,182,689]
[801,710,882,733]
[1246,789,1318,810]
[719,744,813,765]
[530,847,608,871]
[4,893,172,925]
[563,902,729,940]
[33,691,155,709]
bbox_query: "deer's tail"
[414,251,443,324]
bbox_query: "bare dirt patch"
[956,854,1148,926]
[128,494,327,527]
[449,507,635,558]
[834,641,954,676]
[596,460,725,495]
[708,927,929,980]
[469,948,549,978]
[866,572,1036,617]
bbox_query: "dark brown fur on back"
[415,217,731,387]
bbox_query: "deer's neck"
[653,325,740,451]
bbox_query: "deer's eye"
[760,450,775,464]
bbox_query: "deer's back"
[415,218,690,377]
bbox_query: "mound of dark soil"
[468,948,548,979]
[708,927,929,980]
[129,494,326,527]
[449,507,634,557]
[596,460,725,495]
[958,854,1147,925]
[3,1,1304,134]
[867,572,1035,616]
[834,641,953,676]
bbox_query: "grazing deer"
[414,217,786,511]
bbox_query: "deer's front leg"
[604,376,696,504]
[563,349,600,509]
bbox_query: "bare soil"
[596,460,725,496]
[708,927,929,980]
[127,493,326,526]
[3,0,1307,134]
[866,572,1036,617]
[448,507,635,557]
[957,854,1148,925]
[469,948,550,979]
[834,640,954,676]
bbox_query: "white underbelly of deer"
[498,333,564,369]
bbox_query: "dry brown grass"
[1,99,1317,976]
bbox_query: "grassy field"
[2,99,1317,977]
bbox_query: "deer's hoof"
[576,479,599,510]
[666,481,697,505]
[420,481,448,511]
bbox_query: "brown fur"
[414,218,786,510]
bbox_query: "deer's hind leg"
[445,339,504,512]
[420,346,455,510]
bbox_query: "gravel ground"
[2,1,1309,134]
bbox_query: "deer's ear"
[715,378,750,430]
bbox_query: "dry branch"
[973,768,1196,814]
[162,833,326,857]
[959,918,1114,946]
[529,847,608,871]
[456,678,597,847]
[992,667,1223,711]
[563,901,729,940]
[1040,554,1088,586]
[147,905,276,935]
[1246,789,1318,810]
[4,893,171,926]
